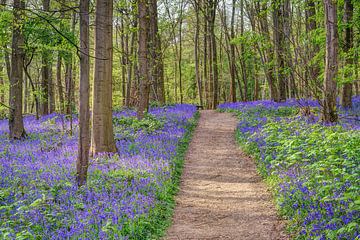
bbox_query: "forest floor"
[165,110,288,240]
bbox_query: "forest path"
[165,110,288,240]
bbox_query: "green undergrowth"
[222,105,360,239]
[130,111,200,239]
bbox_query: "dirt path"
[165,110,288,240]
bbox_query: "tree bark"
[193,1,203,106]
[137,0,151,119]
[77,0,90,186]
[40,0,51,115]
[340,0,353,108]
[229,0,236,102]
[0,64,4,103]
[149,0,165,104]
[255,0,278,101]
[322,0,338,123]
[9,0,26,139]
[91,0,117,153]
[273,0,287,102]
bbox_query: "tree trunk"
[126,18,137,107]
[207,0,218,109]
[137,0,150,119]
[149,0,165,104]
[193,1,203,106]
[9,0,26,139]
[229,0,236,102]
[119,20,127,106]
[56,54,64,113]
[305,0,320,94]
[77,0,90,186]
[322,0,338,123]
[178,2,184,104]
[255,0,278,101]
[340,0,353,108]
[40,0,51,115]
[273,0,287,102]
[91,0,117,153]
[0,64,4,103]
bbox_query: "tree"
[40,0,51,115]
[9,0,26,139]
[137,0,150,119]
[230,0,237,102]
[77,0,90,186]
[340,0,353,108]
[149,0,165,104]
[91,0,117,154]
[273,0,287,102]
[321,0,338,123]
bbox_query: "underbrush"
[219,98,360,240]
[0,104,198,239]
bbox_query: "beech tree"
[9,0,26,139]
[137,0,150,119]
[340,0,354,108]
[91,0,117,153]
[322,0,338,123]
[77,0,90,185]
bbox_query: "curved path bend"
[165,110,288,240]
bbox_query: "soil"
[165,110,289,240]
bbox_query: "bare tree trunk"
[91,0,117,153]
[178,1,184,104]
[137,0,150,119]
[209,1,219,108]
[229,0,236,102]
[40,0,51,115]
[77,0,90,186]
[0,64,4,103]
[149,0,165,104]
[119,20,127,106]
[340,0,353,108]
[126,18,137,107]
[239,0,248,101]
[9,0,26,139]
[193,1,203,106]
[273,0,287,102]
[322,0,338,123]
[255,0,278,101]
[56,54,64,113]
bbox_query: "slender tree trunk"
[209,1,219,108]
[193,1,203,106]
[256,1,278,101]
[0,64,4,103]
[40,0,51,115]
[178,2,184,104]
[91,0,117,153]
[120,20,127,106]
[305,0,320,98]
[203,1,209,108]
[273,0,287,102]
[9,0,26,139]
[126,18,137,107]
[77,0,90,186]
[340,0,353,108]
[56,54,64,113]
[137,0,150,119]
[230,0,236,102]
[322,0,338,123]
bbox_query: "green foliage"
[113,114,165,136]
[226,103,360,239]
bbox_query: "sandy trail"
[165,110,288,240]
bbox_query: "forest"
[0,0,359,239]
